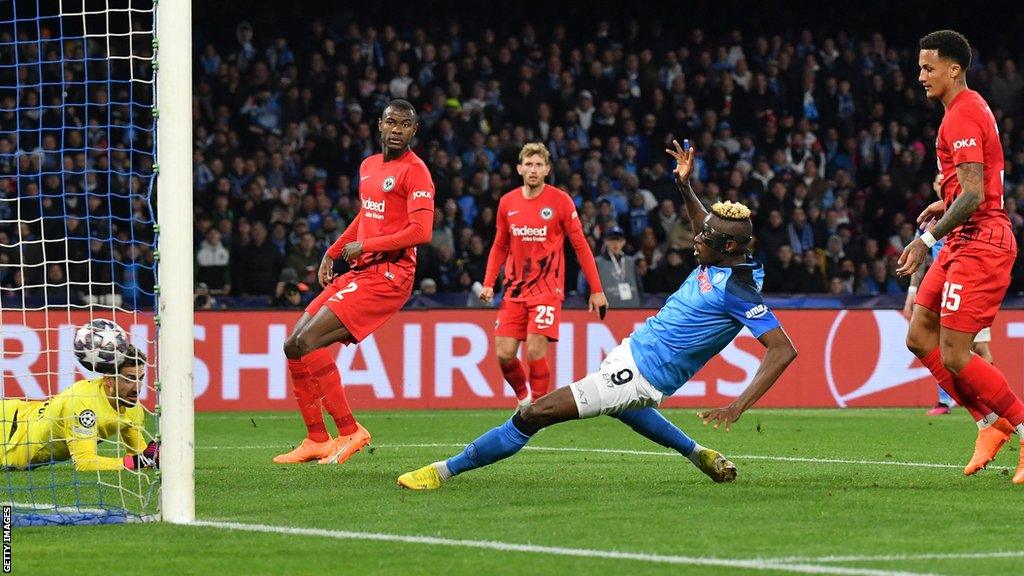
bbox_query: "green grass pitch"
[11,408,1024,575]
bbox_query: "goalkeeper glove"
[123,441,160,470]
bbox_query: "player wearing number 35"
[900,30,1024,484]
[398,140,798,490]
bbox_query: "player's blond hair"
[518,142,551,165]
[710,201,751,221]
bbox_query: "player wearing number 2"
[274,99,435,465]
[900,30,1024,483]
[398,139,797,490]
[481,143,607,410]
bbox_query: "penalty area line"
[189,519,935,576]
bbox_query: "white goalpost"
[0,0,193,525]
[154,0,194,524]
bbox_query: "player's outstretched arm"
[666,139,708,236]
[67,437,133,471]
[699,327,797,431]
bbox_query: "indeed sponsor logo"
[363,197,386,219]
[511,224,548,241]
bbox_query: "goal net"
[0,0,167,525]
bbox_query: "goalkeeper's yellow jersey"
[0,377,147,471]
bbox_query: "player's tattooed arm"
[666,139,708,235]
[930,162,984,240]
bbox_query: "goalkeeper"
[0,345,158,471]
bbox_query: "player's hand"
[123,441,160,470]
[588,292,609,320]
[318,255,337,287]
[698,405,743,432]
[932,173,943,195]
[896,237,928,277]
[479,286,494,303]
[340,241,364,263]
[902,292,915,320]
[666,139,695,187]
[917,200,945,227]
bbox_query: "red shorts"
[916,243,1015,333]
[494,297,562,341]
[305,266,413,343]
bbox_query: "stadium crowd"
[3,16,1024,307]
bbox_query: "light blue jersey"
[629,258,781,395]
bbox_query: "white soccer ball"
[73,319,129,375]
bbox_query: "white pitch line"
[189,519,935,576]
[200,412,501,420]
[775,551,1024,563]
[194,442,1011,472]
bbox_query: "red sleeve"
[326,212,362,259]
[947,109,985,166]
[484,199,511,288]
[404,160,436,213]
[361,209,433,252]
[562,194,603,293]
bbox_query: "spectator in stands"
[764,245,801,293]
[597,226,641,307]
[196,228,232,294]
[233,221,283,296]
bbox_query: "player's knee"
[940,348,971,374]
[525,344,547,361]
[283,331,314,359]
[496,352,517,366]
[905,328,933,358]
[520,401,557,429]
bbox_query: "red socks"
[528,357,551,399]
[500,358,530,401]
[304,348,359,436]
[957,354,1024,427]
[287,358,329,442]
[919,349,987,421]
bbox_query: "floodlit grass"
[13,408,1024,575]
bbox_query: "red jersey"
[936,89,1012,250]
[484,184,602,301]
[327,150,435,273]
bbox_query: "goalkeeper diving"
[1,344,158,471]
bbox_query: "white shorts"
[974,327,991,343]
[570,338,664,418]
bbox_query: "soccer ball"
[73,319,129,374]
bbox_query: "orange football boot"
[1013,441,1024,484]
[964,418,1013,475]
[273,437,334,464]
[318,423,372,464]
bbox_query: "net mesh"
[0,0,159,525]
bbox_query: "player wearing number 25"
[480,142,608,411]
[900,31,1024,484]
[274,99,435,465]
[398,140,797,490]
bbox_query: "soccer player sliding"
[398,139,798,490]
[900,30,1024,483]
[274,99,435,465]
